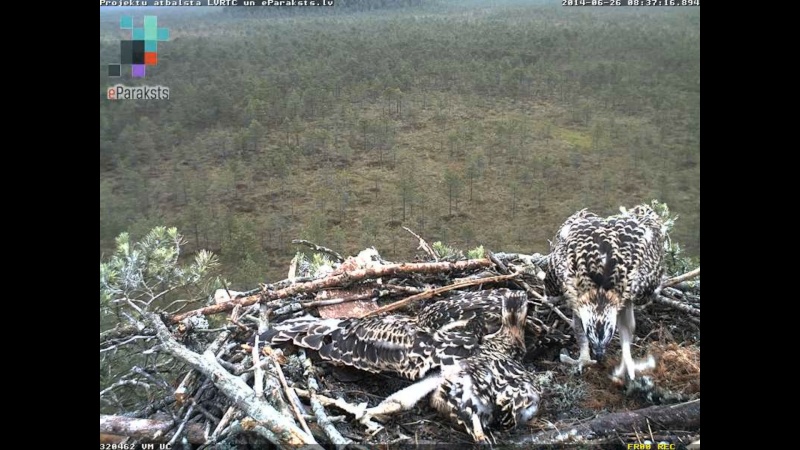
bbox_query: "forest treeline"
[99,1,699,286]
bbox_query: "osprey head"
[576,288,620,361]
[500,293,528,350]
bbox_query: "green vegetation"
[100,1,699,287]
[100,227,221,412]
[650,200,699,277]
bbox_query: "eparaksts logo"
[107,15,169,78]
[107,84,170,100]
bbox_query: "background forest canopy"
[99,0,700,288]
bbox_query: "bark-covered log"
[514,399,700,445]
[99,415,207,444]
[170,258,493,323]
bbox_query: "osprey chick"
[258,289,550,380]
[256,290,542,442]
[546,204,666,381]
[358,292,540,443]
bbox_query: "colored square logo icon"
[108,15,167,79]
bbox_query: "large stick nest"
[100,242,700,449]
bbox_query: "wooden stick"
[99,379,151,398]
[301,290,376,308]
[292,239,345,262]
[258,303,270,335]
[252,336,264,400]
[487,249,546,302]
[654,294,700,317]
[100,415,207,444]
[145,312,316,446]
[210,406,237,442]
[403,226,439,261]
[487,250,509,274]
[171,259,493,323]
[541,300,572,324]
[294,388,382,433]
[661,268,700,289]
[360,272,519,318]
[513,399,700,445]
[303,355,352,445]
[174,371,196,405]
[167,402,196,446]
[270,353,313,437]
[384,284,423,295]
[100,323,154,343]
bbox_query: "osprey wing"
[259,314,480,380]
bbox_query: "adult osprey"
[546,204,666,381]
[256,290,541,442]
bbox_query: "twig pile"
[100,238,700,448]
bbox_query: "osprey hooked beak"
[577,290,619,362]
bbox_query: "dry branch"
[168,401,197,446]
[210,406,237,442]
[144,312,316,446]
[170,259,493,323]
[100,415,207,444]
[487,250,509,274]
[301,289,376,308]
[661,268,700,289]
[488,249,573,326]
[303,355,352,445]
[100,323,154,342]
[270,351,313,437]
[516,399,700,445]
[252,335,265,400]
[292,239,345,262]
[175,371,197,405]
[100,379,151,398]
[294,388,382,432]
[654,294,700,317]
[361,272,519,318]
[402,226,439,260]
[384,284,423,295]
[309,392,351,445]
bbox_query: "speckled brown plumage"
[546,204,666,380]
[419,288,563,352]
[431,294,540,441]
[260,289,531,380]
[257,289,543,442]
[359,292,540,443]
